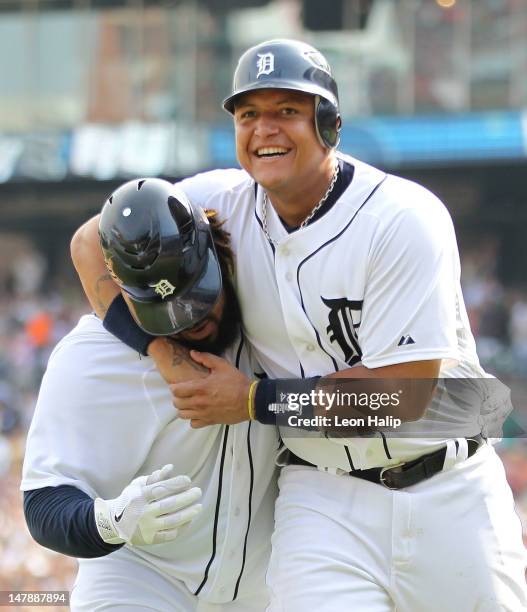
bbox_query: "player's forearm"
[251,359,441,431]
[148,337,209,384]
[23,486,122,559]
[171,360,438,431]
[71,214,119,318]
[323,360,441,421]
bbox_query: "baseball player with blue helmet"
[71,40,527,611]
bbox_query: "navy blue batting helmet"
[223,39,341,148]
[99,178,222,336]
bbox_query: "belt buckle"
[379,462,405,490]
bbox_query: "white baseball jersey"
[21,314,279,606]
[179,158,527,611]
[179,154,503,470]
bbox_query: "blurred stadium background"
[1,0,526,602]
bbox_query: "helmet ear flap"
[314,95,341,148]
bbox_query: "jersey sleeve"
[358,189,460,369]
[177,168,249,215]
[20,318,165,499]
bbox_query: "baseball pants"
[71,546,269,612]
[266,443,527,612]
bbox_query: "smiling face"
[233,89,335,216]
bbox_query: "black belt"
[288,435,484,490]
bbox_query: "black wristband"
[254,377,321,426]
[254,379,278,425]
[103,294,156,356]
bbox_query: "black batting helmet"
[99,178,222,336]
[223,39,341,148]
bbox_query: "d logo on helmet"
[256,52,275,78]
[150,279,176,300]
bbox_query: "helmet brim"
[126,245,222,336]
[223,81,338,114]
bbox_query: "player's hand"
[94,464,202,546]
[171,351,251,428]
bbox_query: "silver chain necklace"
[261,162,340,245]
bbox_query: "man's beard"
[177,276,242,355]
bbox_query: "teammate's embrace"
[71,40,527,611]
[21,179,278,611]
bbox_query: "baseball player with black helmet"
[71,40,527,611]
[22,179,279,611]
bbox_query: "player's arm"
[148,337,209,385]
[169,353,440,428]
[22,331,203,558]
[71,214,118,319]
[320,359,440,421]
[24,465,202,558]
[171,192,455,428]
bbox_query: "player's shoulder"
[382,174,455,241]
[384,173,447,212]
[342,154,451,225]
[176,168,253,213]
[48,313,145,371]
[339,152,386,190]
[52,313,116,347]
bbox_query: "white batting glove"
[94,464,202,546]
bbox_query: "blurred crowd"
[0,247,86,601]
[461,238,527,377]
[460,237,527,554]
[0,239,526,600]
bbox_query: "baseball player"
[22,179,279,611]
[70,41,527,611]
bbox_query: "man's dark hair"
[181,209,242,355]
[205,209,235,279]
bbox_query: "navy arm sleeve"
[103,294,155,356]
[23,485,123,558]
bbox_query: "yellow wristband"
[247,380,258,421]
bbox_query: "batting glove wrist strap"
[94,497,126,545]
[94,464,202,546]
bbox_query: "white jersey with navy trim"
[178,155,498,470]
[21,314,279,605]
